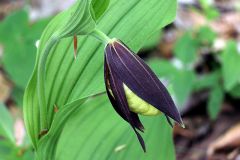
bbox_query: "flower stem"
[90,28,112,44]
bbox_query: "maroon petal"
[105,40,183,126]
[104,56,146,151]
[104,57,144,132]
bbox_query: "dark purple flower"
[104,39,184,152]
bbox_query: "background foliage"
[1,0,240,159]
[0,0,177,159]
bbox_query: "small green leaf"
[207,85,224,120]
[199,0,219,20]
[174,32,198,64]
[229,84,240,98]
[12,87,24,107]
[0,10,48,89]
[193,71,221,92]
[172,70,196,108]
[0,103,14,143]
[222,41,240,91]
[0,140,15,160]
[148,58,177,79]
[91,0,110,20]
[197,26,216,45]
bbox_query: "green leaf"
[0,10,49,89]
[148,58,177,79]
[172,70,195,108]
[229,84,240,98]
[91,0,110,20]
[142,30,162,49]
[12,87,24,107]
[207,85,224,120]
[196,26,216,45]
[55,95,175,160]
[0,103,14,143]
[222,41,240,91]
[193,71,221,92]
[173,32,199,64]
[0,139,34,160]
[24,0,99,147]
[24,0,177,157]
[36,94,175,160]
[0,140,15,160]
[36,95,90,160]
[199,0,220,20]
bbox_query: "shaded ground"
[175,101,240,160]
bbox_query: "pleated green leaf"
[23,0,177,159]
[56,95,175,160]
[36,94,102,160]
[24,0,98,148]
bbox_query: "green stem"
[38,35,59,131]
[90,28,112,44]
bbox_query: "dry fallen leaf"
[0,71,12,102]
[0,1,23,19]
[175,8,207,29]
[210,12,240,39]
[207,123,240,157]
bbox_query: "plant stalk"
[90,28,112,45]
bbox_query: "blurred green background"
[1,0,240,159]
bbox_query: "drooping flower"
[104,39,184,152]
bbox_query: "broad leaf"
[55,95,175,160]
[207,85,224,120]
[12,87,24,107]
[193,71,221,92]
[24,0,98,147]
[24,0,177,158]
[172,70,195,108]
[174,32,198,64]
[196,26,216,45]
[0,139,34,160]
[0,103,14,143]
[148,59,177,79]
[229,84,240,98]
[199,0,220,20]
[0,10,49,89]
[0,140,15,160]
[222,41,240,91]
[91,0,110,20]
[36,96,90,160]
